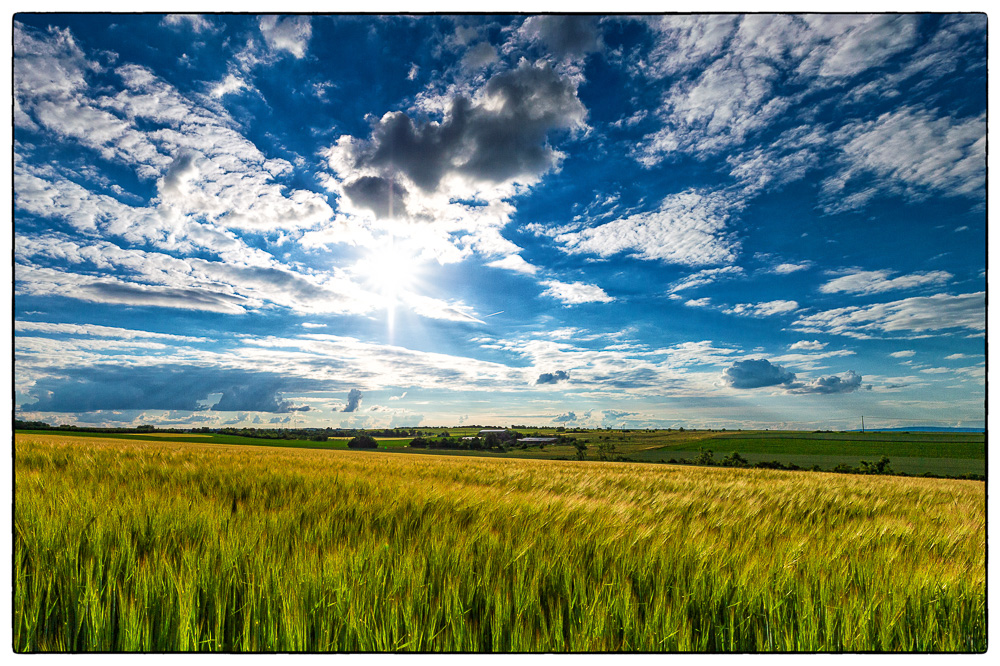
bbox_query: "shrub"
[347,435,378,449]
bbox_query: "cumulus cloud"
[550,190,739,265]
[462,42,498,70]
[328,60,587,206]
[722,358,864,395]
[342,388,363,412]
[519,15,603,59]
[536,370,570,385]
[890,350,916,358]
[540,280,613,305]
[553,411,577,422]
[790,340,827,351]
[786,371,865,394]
[721,359,796,389]
[819,269,953,295]
[259,15,312,59]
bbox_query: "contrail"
[484,310,505,317]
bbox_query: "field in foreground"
[14,432,986,652]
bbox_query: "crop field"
[14,432,985,652]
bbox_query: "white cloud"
[771,261,812,275]
[790,340,826,351]
[889,350,916,358]
[161,15,215,33]
[793,292,985,338]
[15,320,208,343]
[486,254,538,275]
[210,74,249,98]
[684,297,711,308]
[823,107,985,212]
[668,266,744,293]
[540,280,614,305]
[725,300,799,317]
[551,190,739,265]
[259,15,312,59]
[819,269,953,295]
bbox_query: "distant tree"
[574,441,588,461]
[347,435,378,449]
[484,433,501,449]
[597,442,617,461]
[408,437,429,448]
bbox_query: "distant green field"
[15,427,984,478]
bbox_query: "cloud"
[24,366,318,413]
[540,280,613,305]
[161,15,215,33]
[793,292,985,338]
[328,60,586,203]
[486,254,538,275]
[668,266,744,293]
[790,340,827,351]
[536,370,570,385]
[684,297,712,308]
[462,42,498,70]
[519,15,603,59]
[209,74,249,98]
[890,350,916,358]
[342,388,363,412]
[787,371,865,394]
[553,411,577,422]
[550,190,739,265]
[259,15,312,59]
[772,262,811,274]
[211,382,300,413]
[724,300,799,317]
[823,107,985,212]
[721,359,797,389]
[819,269,953,295]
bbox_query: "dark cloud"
[603,410,636,419]
[521,15,603,58]
[721,359,797,389]
[342,388,363,412]
[788,371,865,394]
[341,175,406,218]
[722,360,865,395]
[536,370,570,385]
[211,382,297,413]
[338,60,586,207]
[25,365,319,413]
[553,411,576,422]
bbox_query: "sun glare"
[360,242,420,303]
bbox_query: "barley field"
[14,432,986,652]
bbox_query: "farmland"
[16,426,985,477]
[14,431,985,652]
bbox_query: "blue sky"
[12,13,986,430]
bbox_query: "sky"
[11,12,987,431]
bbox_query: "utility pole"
[861,415,865,434]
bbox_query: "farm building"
[518,437,558,444]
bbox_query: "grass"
[14,432,986,652]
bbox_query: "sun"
[358,241,421,304]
